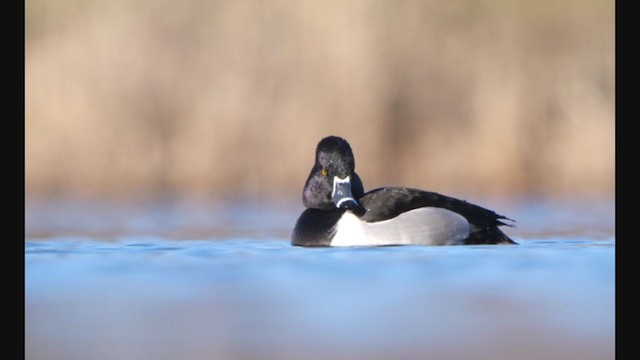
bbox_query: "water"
[25,197,615,360]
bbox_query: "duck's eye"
[321,168,328,176]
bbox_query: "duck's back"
[357,187,516,245]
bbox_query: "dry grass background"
[25,0,614,200]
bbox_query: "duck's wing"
[357,187,516,244]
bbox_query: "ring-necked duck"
[291,136,516,247]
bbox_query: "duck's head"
[302,136,365,211]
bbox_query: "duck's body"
[291,136,516,247]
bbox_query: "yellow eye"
[321,168,328,176]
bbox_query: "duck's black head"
[302,136,365,210]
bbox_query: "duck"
[291,135,516,247]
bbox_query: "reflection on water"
[25,198,614,360]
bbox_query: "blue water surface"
[25,198,615,360]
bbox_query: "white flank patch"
[330,207,470,247]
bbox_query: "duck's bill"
[332,176,359,209]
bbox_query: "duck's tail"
[464,222,518,245]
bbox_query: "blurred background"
[24,3,615,359]
[25,0,614,201]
